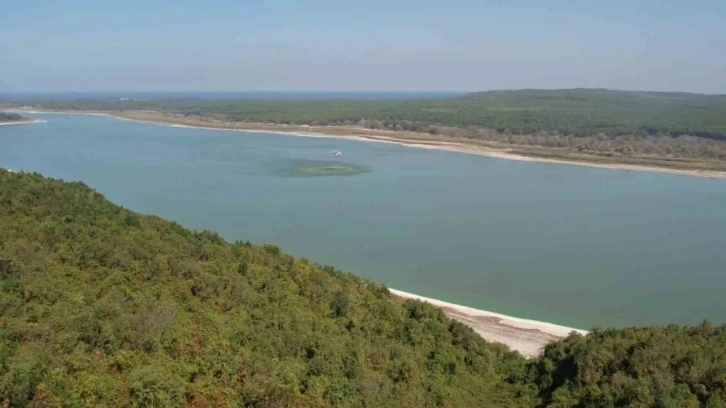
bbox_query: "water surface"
[2,113,725,328]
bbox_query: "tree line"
[6,88,726,163]
[0,112,24,122]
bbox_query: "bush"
[129,366,185,408]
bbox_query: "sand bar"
[0,119,46,126]
[390,289,587,358]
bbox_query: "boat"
[331,149,342,156]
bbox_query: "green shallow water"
[262,159,371,177]
[2,112,726,329]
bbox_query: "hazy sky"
[2,0,725,93]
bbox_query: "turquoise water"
[2,113,726,329]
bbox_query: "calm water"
[2,113,725,329]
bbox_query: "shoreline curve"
[11,110,726,180]
[390,288,587,358]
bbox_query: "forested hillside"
[1,171,726,407]
[535,325,726,407]
[0,171,532,407]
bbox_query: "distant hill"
[2,171,726,407]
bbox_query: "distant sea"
[0,91,461,100]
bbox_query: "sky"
[1,0,725,93]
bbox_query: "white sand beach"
[389,289,587,358]
[0,119,46,126]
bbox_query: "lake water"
[2,113,725,329]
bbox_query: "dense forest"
[6,89,726,163]
[0,112,24,122]
[1,170,726,407]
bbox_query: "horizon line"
[1,88,724,96]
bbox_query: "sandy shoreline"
[15,109,726,179]
[390,289,587,358]
[117,116,726,179]
[0,119,46,126]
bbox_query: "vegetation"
[533,325,726,407]
[1,170,726,407]
[0,112,25,122]
[5,89,726,162]
[0,171,530,407]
